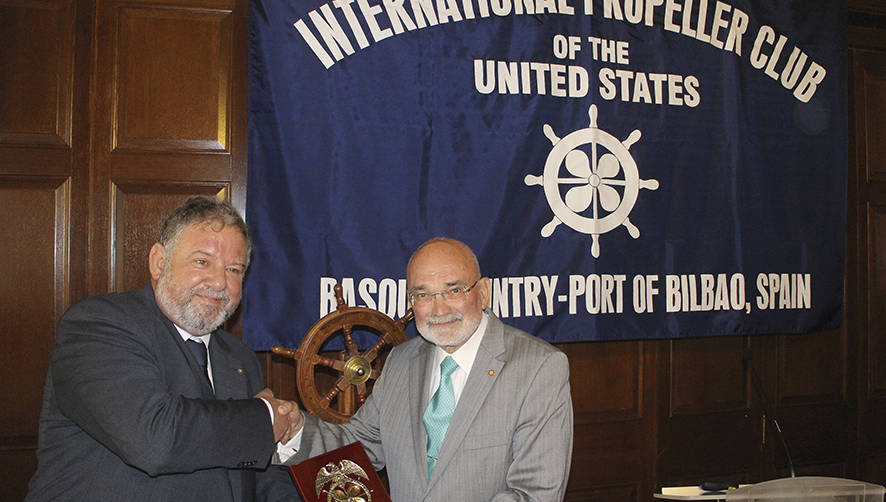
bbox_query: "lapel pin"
[488,370,495,377]
[236,368,244,374]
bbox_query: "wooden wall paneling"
[854,44,886,488]
[563,483,641,502]
[568,341,644,423]
[0,0,74,148]
[775,330,849,474]
[113,6,232,153]
[228,0,248,214]
[867,454,886,490]
[862,202,886,474]
[867,204,886,375]
[561,340,659,500]
[870,205,886,396]
[778,330,846,406]
[1,0,883,497]
[261,353,299,403]
[91,0,241,295]
[743,334,779,481]
[846,44,862,489]
[0,177,70,500]
[0,147,72,176]
[670,337,747,415]
[0,1,88,499]
[776,403,850,474]
[849,0,886,16]
[658,336,757,484]
[861,74,886,184]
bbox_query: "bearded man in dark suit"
[26,197,302,502]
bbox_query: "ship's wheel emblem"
[525,104,659,258]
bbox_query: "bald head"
[406,237,490,353]
[407,237,480,283]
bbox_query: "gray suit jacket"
[293,312,573,501]
[26,285,300,502]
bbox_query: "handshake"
[255,388,304,444]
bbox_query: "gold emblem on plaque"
[315,459,373,502]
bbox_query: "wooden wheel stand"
[272,284,413,423]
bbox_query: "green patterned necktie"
[422,356,459,478]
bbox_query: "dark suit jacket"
[25,285,300,502]
[292,312,573,501]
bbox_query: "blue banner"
[245,0,847,350]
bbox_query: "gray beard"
[155,273,232,335]
[417,312,474,348]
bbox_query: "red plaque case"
[288,441,391,502]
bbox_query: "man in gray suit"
[288,237,573,501]
[26,197,302,501]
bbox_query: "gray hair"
[159,196,252,266]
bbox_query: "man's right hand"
[255,388,304,443]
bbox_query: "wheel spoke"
[335,376,351,392]
[556,177,589,184]
[362,335,391,362]
[356,384,367,405]
[320,383,342,406]
[591,136,598,176]
[342,325,359,356]
[592,186,599,221]
[312,354,345,371]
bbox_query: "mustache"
[425,313,463,326]
[189,285,230,304]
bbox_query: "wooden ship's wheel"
[272,284,413,423]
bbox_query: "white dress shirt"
[426,312,488,405]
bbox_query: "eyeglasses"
[408,278,481,306]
